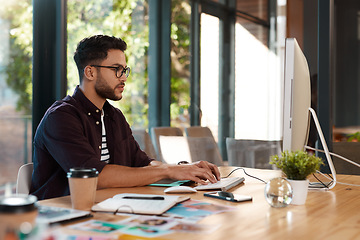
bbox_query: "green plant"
[347,131,360,142]
[270,150,324,180]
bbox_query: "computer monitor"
[282,38,311,152]
[282,38,336,189]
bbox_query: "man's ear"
[83,65,96,80]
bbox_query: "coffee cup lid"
[67,167,99,178]
[0,194,38,214]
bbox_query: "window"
[67,0,194,131]
[234,0,282,141]
[200,13,220,141]
[0,0,33,190]
[67,0,149,128]
[170,0,191,129]
[333,1,360,142]
[234,17,281,140]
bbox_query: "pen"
[122,196,165,200]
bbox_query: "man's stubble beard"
[94,74,124,101]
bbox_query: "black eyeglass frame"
[90,65,131,78]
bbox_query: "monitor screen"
[282,38,311,152]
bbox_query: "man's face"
[94,49,127,101]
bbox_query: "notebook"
[194,177,245,191]
[37,205,92,224]
[91,193,190,215]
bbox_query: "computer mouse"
[164,186,197,194]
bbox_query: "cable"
[305,145,360,168]
[224,166,360,188]
[224,167,267,184]
[311,173,332,188]
[304,145,360,188]
[314,170,333,180]
[315,171,360,187]
[307,108,337,189]
[311,174,328,187]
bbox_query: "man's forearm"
[97,160,220,189]
[97,164,170,189]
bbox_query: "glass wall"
[200,13,220,141]
[234,0,282,141]
[234,18,281,140]
[0,0,285,189]
[197,0,282,146]
[170,0,191,130]
[0,0,33,191]
[67,0,192,131]
[333,0,360,142]
[67,0,149,128]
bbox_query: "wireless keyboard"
[194,177,245,191]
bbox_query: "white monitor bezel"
[282,38,336,189]
[282,38,311,152]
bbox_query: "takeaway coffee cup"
[67,168,99,210]
[0,194,38,235]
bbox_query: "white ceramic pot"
[287,179,309,205]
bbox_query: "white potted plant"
[270,150,324,205]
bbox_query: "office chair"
[132,128,157,159]
[185,126,224,166]
[150,127,183,162]
[185,126,214,138]
[226,138,281,169]
[158,135,192,164]
[16,162,34,194]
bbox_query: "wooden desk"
[40,167,360,239]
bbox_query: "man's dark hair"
[74,35,127,81]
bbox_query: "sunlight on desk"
[25,167,360,239]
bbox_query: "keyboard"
[194,177,245,191]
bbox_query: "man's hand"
[98,160,221,189]
[192,160,221,180]
[166,160,220,185]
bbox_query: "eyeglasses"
[91,65,131,78]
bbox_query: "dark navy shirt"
[30,86,152,200]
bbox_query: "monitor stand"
[306,107,337,190]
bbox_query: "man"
[30,35,220,200]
